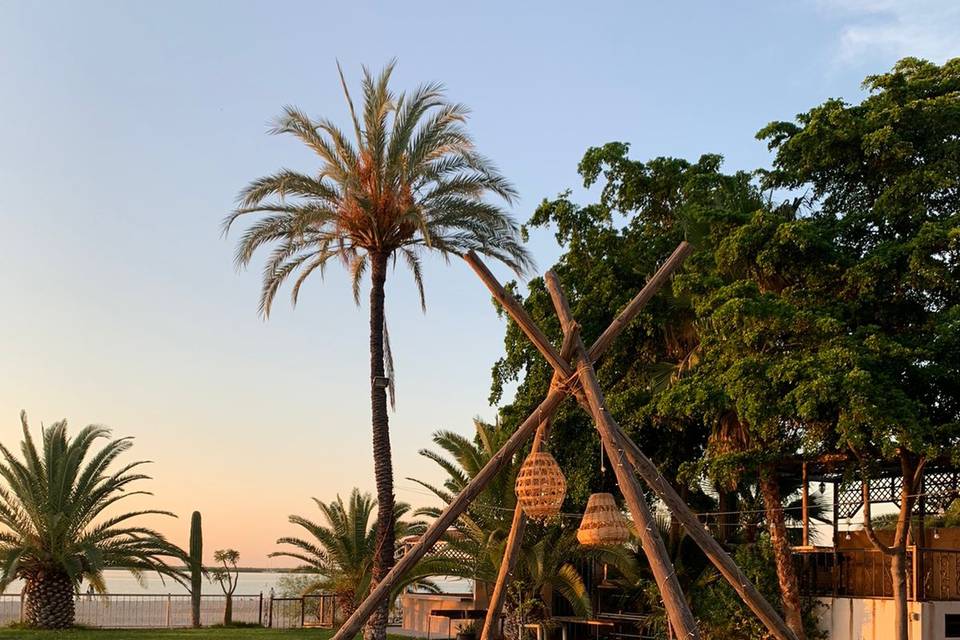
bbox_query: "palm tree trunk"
[366,251,395,640]
[759,467,806,640]
[717,487,737,543]
[337,590,357,624]
[24,570,74,629]
[224,594,233,626]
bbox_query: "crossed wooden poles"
[330,242,798,640]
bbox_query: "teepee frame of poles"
[329,242,799,640]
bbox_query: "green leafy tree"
[0,411,185,628]
[224,61,531,640]
[492,151,755,511]
[758,56,960,640]
[497,146,832,638]
[654,201,847,640]
[270,489,439,619]
[210,548,240,626]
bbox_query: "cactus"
[189,511,203,628]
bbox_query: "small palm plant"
[270,489,439,620]
[410,420,522,576]
[0,411,185,628]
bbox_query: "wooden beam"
[464,251,573,378]
[581,367,700,639]
[546,273,699,639]
[580,352,700,638]
[801,462,810,547]
[481,324,580,640]
[587,241,693,362]
[617,432,798,640]
[330,389,559,640]
[481,501,525,640]
[543,271,798,640]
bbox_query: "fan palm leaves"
[225,61,531,640]
[510,527,636,618]
[410,420,519,552]
[270,489,439,617]
[0,411,185,628]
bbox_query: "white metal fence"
[0,593,265,628]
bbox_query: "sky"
[1,0,958,569]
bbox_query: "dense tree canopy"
[491,149,772,507]
[487,56,959,640]
[756,57,960,639]
[758,56,960,461]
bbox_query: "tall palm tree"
[225,61,531,640]
[0,412,185,628]
[270,489,439,620]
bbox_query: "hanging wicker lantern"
[577,492,631,546]
[515,451,567,520]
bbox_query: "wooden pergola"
[329,242,800,640]
[790,454,960,602]
[788,453,960,550]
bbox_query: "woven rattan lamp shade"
[515,451,567,520]
[577,492,631,546]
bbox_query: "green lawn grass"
[0,631,332,639]
[0,629,413,639]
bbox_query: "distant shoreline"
[172,567,305,573]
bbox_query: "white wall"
[815,597,960,639]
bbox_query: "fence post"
[300,597,306,628]
[267,594,273,628]
[258,592,263,627]
[19,589,24,624]
[166,593,172,628]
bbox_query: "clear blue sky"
[1,0,957,567]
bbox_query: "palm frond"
[0,413,184,591]
[226,60,532,334]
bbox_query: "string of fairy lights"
[396,481,941,529]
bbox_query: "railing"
[266,593,340,629]
[794,547,915,599]
[794,547,960,601]
[0,593,264,628]
[920,548,960,600]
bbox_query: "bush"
[690,538,825,640]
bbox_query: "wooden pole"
[582,371,700,639]
[331,390,556,640]
[831,482,839,598]
[481,501,526,640]
[331,244,692,640]
[545,274,699,639]
[802,462,810,547]
[542,271,798,640]
[586,242,693,361]
[616,433,798,640]
[917,470,926,600]
[464,251,573,379]
[481,327,580,640]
